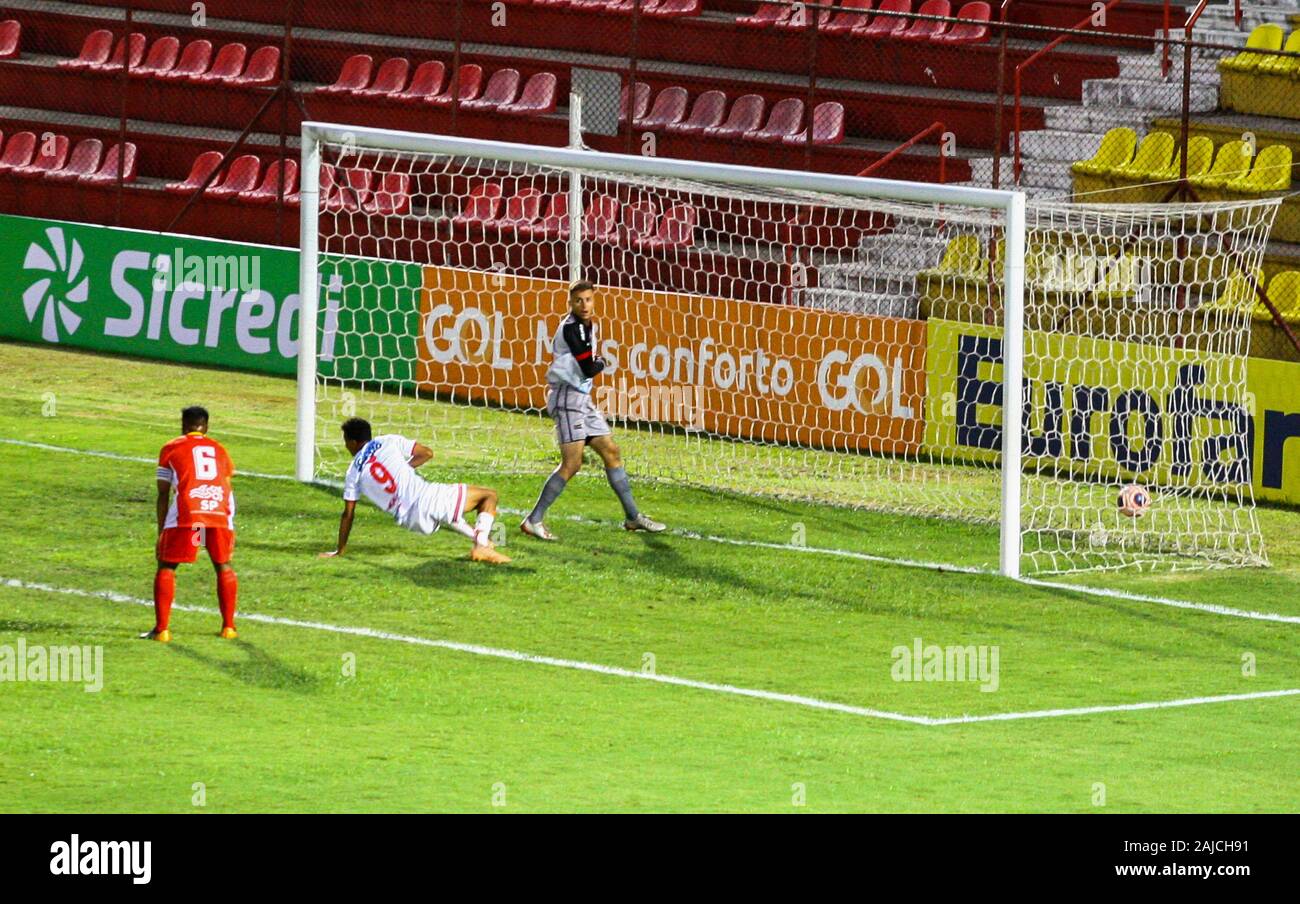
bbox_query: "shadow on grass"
[168,638,322,694]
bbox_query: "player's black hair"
[342,417,372,444]
[181,406,209,431]
[569,280,595,298]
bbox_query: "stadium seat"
[58,30,113,70]
[821,0,875,35]
[1205,267,1265,312]
[490,187,545,233]
[621,200,659,243]
[782,101,845,145]
[744,97,804,142]
[238,158,298,204]
[571,0,616,10]
[666,90,727,134]
[452,181,505,226]
[79,142,138,185]
[856,0,912,38]
[519,193,569,238]
[1262,271,1300,320]
[619,82,652,124]
[609,0,663,12]
[1071,128,1136,176]
[703,94,765,138]
[157,40,212,81]
[44,138,103,183]
[931,1,990,43]
[428,64,484,105]
[164,150,222,194]
[0,131,34,173]
[89,33,146,73]
[391,60,446,103]
[936,234,984,276]
[10,134,69,178]
[897,0,951,41]
[1107,131,1174,183]
[363,173,412,216]
[462,68,521,110]
[354,57,410,98]
[226,45,280,86]
[1119,134,1212,185]
[1257,29,1300,76]
[647,0,701,16]
[634,87,689,130]
[0,20,21,59]
[316,54,374,94]
[1220,24,1285,72]
[1190,140,1253,192]
[1226,144,1293,194]
[130,35,179,78]
[633,204,696,250]
[317,163,340,207]
[499,72,558,115]
[334,169,374,212]
[195,43,246,83]
[205,154,261,199]
[581,194,621,242]
[736,2,793,28]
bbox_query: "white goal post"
[296,120,1276,578]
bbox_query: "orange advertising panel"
[417,266,927,454]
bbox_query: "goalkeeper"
[521,281,666,541]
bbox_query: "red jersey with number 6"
[157,433,236,530]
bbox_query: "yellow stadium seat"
[1071,128,1137,176]
[1189,140,1253,192]
[1257,271,1300,321]
[1226,144,1293,194]
[1258,29,1300,75]
[1219,23,1285,71]
[936,234,984,276]
[1205,267,1265,312]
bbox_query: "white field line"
[3,576,1297,727]
[3,437,1299,625]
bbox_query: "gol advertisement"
[416,266,927,455]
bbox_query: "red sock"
[153,568,175,633]
[217,570,238,630]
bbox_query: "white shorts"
[398,482,467,535]
[548,383,611,445]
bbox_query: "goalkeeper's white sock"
[474,512,495,547]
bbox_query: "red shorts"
[157,526,235,565]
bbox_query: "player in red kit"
[142,406,239,642]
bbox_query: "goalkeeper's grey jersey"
[547,313,600,394]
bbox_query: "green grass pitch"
[1,340,1298,812]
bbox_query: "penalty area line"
[2,576,1298,727]
[4,437,1299,625]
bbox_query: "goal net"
[296,123,1279,577]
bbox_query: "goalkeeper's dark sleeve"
[562,318,605,379]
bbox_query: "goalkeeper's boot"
[219,626,238,640]
[624,513,667,533]
[520,519,557,542]
[471,543,512,565]
[140,628,172,643]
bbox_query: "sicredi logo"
[21,227,88,343]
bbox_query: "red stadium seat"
[776,3,832,29]
[619,82,652,124]
[89,33,146,73]
[666,90,727,134]
[392,60,445,103]
[609,0,661,11]
[744,97,803,142]
[461,68,521,110]
[534,0,572,6]
[238,158,298,204]
[647,0,700,16]
[317,164,340,208]
[0,20,22,59]
[428,64,483,105]
[195,43,246,83]
[333,169,374,212]
[571,0,615,9]
[44,138,103,182]
[227,45,280,86]
[452,182,505,226]
[499,72,558,115]
[822,0,875,34]
[932,1,990,43]
[634,87,688,130]
[157,39,212,81]
[206,154,261,198]
[490,187,545,233]
[363,173,413,216]
[316,54,373,94]
[0,131,34,172]
[856,0,911,37]
[519,193,569,238]
[621,200,659,243]
[354,57,410,98]
[58,30,113,70]
[130,35,179,78]
[703,94,765,139]
[10,134,69,177]
[164,150,222,193]
[79,142,138,185]
[736,2,792,27]
[782,101,845,145]
[896,0,950,39]
[633,204,696,250]
[581,194,620,243]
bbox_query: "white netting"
[307,135,1279,575]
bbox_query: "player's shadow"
[0,619,83,634]
[168,638,322,694]
[621,532,825,606]
[401,554,537,588]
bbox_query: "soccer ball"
[1117,484,1151,518]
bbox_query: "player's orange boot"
[219,626,238,640]
[471,544,512,565]
[140,629,172,643]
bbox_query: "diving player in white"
[320,417,511,564]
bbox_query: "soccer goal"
[296,120,1279,577]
